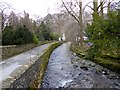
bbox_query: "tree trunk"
[1,11,4,30]
[61,0,83,45]
[100,0,104,17]
[107,0,110,15]
[79,1,83,46]
[93,0,98,20]
[0,13,2,31]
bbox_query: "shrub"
[33,34,39,44]
[2,25,34,45]
[13,25,33,44]
[2,26,14,45]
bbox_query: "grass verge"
[29,42,62,88]
[2,41,52,60]
[70,44,120,74]
[70,44,89,58]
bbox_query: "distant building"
[75,36,87,42]
[59,34,66,41]
[62,34,66,41]
[59,37,61,41]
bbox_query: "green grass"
[70,44,89,58]
[94,57,120,74]
[70,44,120,74]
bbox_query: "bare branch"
[69,5,79,19]
[97,0,107,10]
[98,6,108,13]
[86,5,94,11]
[82,1,93,13]
[61,0,80,23]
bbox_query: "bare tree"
[86,0,106,19]
[60,0,113,45]
[19,11,34,33]
[53,14,63,34]
[61,0,84,45]
[52,13,69,35]
[0,2,11,30]
[100,0,104,17]
[86,0,118,19]
[8,11,19,30]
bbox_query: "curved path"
[41,42,120,88]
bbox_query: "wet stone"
[78,73,82,76]
[108,73,119,79]
[80,65,89,71]
[61,67,64,70]
[114,82,120,87]
[88,63,95,67]
[73,65,78,69]
[102,71,108,76]
[73,53,76,56]
[95,67,104,74]
[75,58,80,61]
[54,72,58,74]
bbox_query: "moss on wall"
[29,42,62,88]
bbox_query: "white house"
[59,34,66,41]
[62,34,66,41]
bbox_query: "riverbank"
[1,42,62,89]
[70,44,120,74]
[29,42,62,88]
[41,42,120,88]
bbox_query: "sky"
[0,0,119,20]
[0,0,97,20]
[0,0,62,19]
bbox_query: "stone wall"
[4,42,62,89]
[2,44,36,60]
[10,58,41,88]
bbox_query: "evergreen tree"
[86,10,120,60]
[37,21,51,41]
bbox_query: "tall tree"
[38,21,51,40]
[19,11,34,33]
[61,0,84,45]
[8,11,19,30]
[93,0,98,13]
[86,0,109,19]
[51,13,69,35]
[108,0,111,14]
[0,2,11,30]
[100,0,104,17]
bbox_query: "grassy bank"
[2,41,52,60]
[70,44,120,74]
[29,42,62,88]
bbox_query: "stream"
[41,42,120,89]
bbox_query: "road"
[41,42,120,88]
[0,43,53,83]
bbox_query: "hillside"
[43,12,92,42]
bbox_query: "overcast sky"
[0,0,62,19]
[0,0,97,19]
[0,0,118,20]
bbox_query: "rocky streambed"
[41,42,120,89]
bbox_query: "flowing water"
[41,42,120,89]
